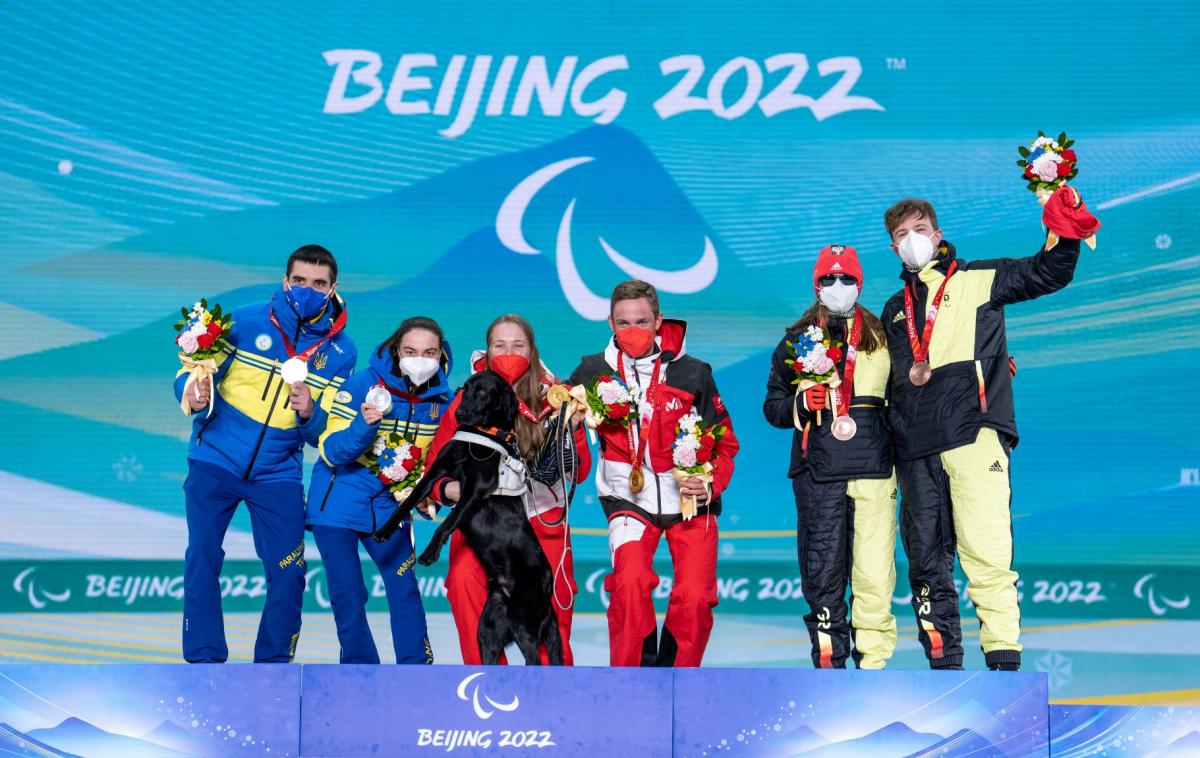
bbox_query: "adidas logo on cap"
[989,460,1005,473]
[832,262,843,271]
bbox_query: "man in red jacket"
[568,280,739,667]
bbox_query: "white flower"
[372,436,388,455]
[193,301,203,312]
[674,446,697,468]
[178,332,199,353]
[677,434,701,452]
[807,354,834,375]
[1033,156,1060,182]
[678,412,702,434]
[803,325,824,342]
[396,443,413,462]
[627,382,642,401]
[188,322,207,337]
[597,381,625,405]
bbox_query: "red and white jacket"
[425,351,591,519]
[566,320,739,527]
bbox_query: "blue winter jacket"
[306,341,454,533]
[173,288,357,483]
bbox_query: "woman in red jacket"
[425,314,590,664]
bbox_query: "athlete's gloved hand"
[804,385,827,411]
[1042,185,1100,240]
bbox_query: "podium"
[0,664,1196,757]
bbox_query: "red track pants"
[606,513,719,667]
[446,507,576,665]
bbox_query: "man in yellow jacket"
[880,190,1100,670]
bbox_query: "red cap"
[812,244,863,296]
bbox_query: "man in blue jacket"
[174,244,356,663]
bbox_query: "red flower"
[196,332,215,349]
[409,446,422,462]
[1023,164,1035,179]
[827,346,843,362]
[1056,161,1071,177]
[610,403,630,420]
[792,359,804,373]
[696,447,713,464]
[207,321,222,338]
[1061,149,1076,163]
[377,472,393,485]
[700,435,716,449]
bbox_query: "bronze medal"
[629,467,645,494]
[909,361,932,386]
[831,415,858,442]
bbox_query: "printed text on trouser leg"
[917,583,944,659]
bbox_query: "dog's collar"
[454,426,520,457]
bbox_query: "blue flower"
[377,448,396,468]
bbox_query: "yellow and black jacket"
[881,238,1080,460]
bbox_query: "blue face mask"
[285,285,329,320]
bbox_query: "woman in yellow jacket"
[763,244,898,669]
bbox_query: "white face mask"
[818,281,859,315]
[398,356,440,386]
[898,230,936,271]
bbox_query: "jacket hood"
[269,287,347,339]
[370,338,454,401]
[604,317,689,368]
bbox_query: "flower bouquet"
[366,432,425,504]
[567,374,642,429]
[1017,131,1098,250]
[785,325,843,427]
[174,299,233,417]
[671,411,726,521]
[1017,131,1077,205]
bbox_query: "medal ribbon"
[835,305,864,415]
[269,304,347,364]
[902,261,957,364]
[517,397,553,424]
[617,352,663,478]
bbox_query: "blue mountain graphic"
[27,716,194,758]
[793,721,944,758]
[903,728,1006,757]
[0,722,81,758]
[1155,730,1200,757]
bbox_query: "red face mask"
[489,353,530,386]
[615,326,656,358]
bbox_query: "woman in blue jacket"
[307,316,453,664]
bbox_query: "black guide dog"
[374,370,563,665]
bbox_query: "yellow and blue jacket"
[307,341,454,534]
[173,288,357,482]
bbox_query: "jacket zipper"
[244,320,303,481]
[319,469,337,511]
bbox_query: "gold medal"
[909,361,932,386]
[629,467,645,494]
[547,384,572,409]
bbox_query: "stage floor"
[1,611,1196,705]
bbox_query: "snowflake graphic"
[113,454,143,482]
[1035,650,1073,690]
[1155,233,1172,250]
